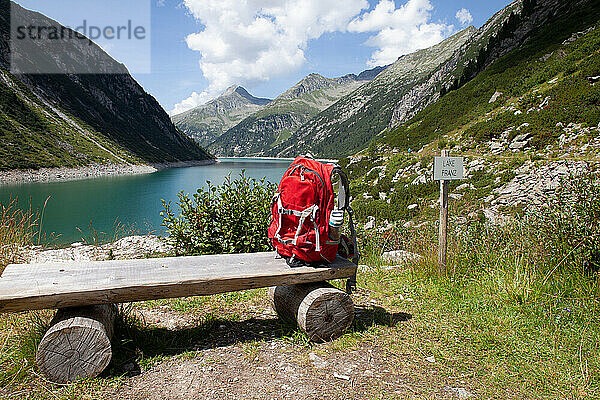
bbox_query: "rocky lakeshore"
[0,160,216,185]
[24,235,174,263]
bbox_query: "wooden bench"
[0,252,357,383]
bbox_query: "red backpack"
[268,156,356,265]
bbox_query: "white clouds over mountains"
[173,0,365,115]
[348,0,453,67]
[171,0,470,115]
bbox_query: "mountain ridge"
[0,0,213,170]
[205,67,389,156]
[273,25,479,158]
[272,0,578,158]
[171,85,272,147]
[341,2,600,226]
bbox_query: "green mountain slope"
[171,86,271,148]
[272,26,478,158]
[385,0,600,152]
[341,0,600,223]
[0,69,141,170]
[0,1,213,171]
[276,0,575,158]
[207,70,386,157]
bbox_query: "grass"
[0,200,38,273]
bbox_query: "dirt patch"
[105,293,474,400]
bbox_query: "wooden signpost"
[434,150,464,274]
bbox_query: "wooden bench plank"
[0,252,356,313]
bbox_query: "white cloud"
[171,0,368,114]
[348,0,453,67]
[171,91,214,115]
[456,8,473,26]
[171,0,454,114]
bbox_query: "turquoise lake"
[0,158,292,245]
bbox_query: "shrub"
[161,172,277,256]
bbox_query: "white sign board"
[434,157,464,180]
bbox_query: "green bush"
[161,172,277,256]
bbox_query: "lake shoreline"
[0,160,217,185]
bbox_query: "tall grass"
[75,218,140,247]
[361,172,600,301]
[0,200,49,390]
[0,199,38,273]
[357,173,600,397]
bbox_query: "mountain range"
[172,66,389,157]
[173,0,594,161]
[2,0,597,176]
[341,0,600,224]
[171,86,271,148]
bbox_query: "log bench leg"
[36,304,117,383]
[269,282,354,342]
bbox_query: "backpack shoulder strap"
[331,166,350,211]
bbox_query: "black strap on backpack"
[332,167,359,294]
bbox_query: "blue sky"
[14,0,512,114]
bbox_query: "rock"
[490,141,504,154]
[509,140,528,150]
[411,175,427,185]
[445,387,474,399]
[382,250,422,264]
[456,183,475,191]
[509,132,533,150]
[485,161,589,221]
[333,372,350,380]
[587,75,600,84]
[378,220,395,232]
[309,353,328,369]
[358,265,371,272]
[407,204,418,210]
[488,91,503,103]
[27,235,173,263]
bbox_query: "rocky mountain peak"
[277,74,331,100]
[357,65,389,81]
[222,85,241,96]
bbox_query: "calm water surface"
[0,158,292,244]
